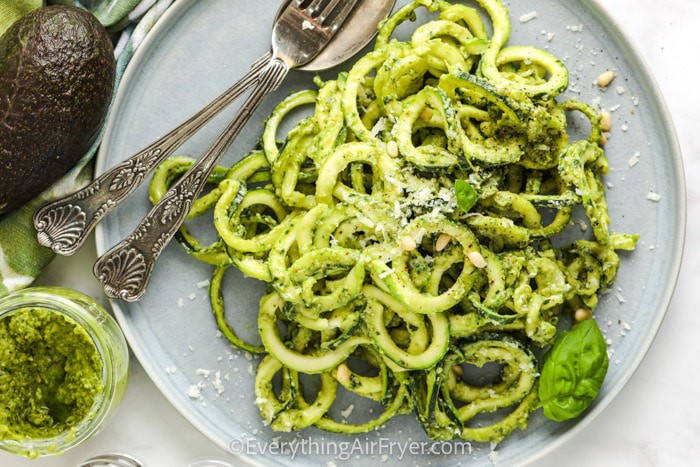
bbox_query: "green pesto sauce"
[0,308,103,441]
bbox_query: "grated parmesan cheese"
[195,368,211,378]
[187,382,206,400]
[370,117,387,137]
[646,191,661,202]
[519,11,537,23]
[378,268,395,279]
[340,404,355,419]
[212,371,225,397]
[628,152,640,167]
[488,443,500,465]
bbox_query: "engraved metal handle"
[94,59,289,301]
[33,51,273,256]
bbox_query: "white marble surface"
[2,0,699,465]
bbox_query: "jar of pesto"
[0,287,129,458]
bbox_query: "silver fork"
[91,0,359,301]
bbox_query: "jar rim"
[0,287,129,458]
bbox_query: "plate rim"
[94,0,687,465]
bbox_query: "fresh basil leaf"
[455,179,477,213]
[538,319,609,422]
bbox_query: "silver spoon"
[33,0,394,257]
[84,0,394,301]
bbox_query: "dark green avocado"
[0,6,115,214]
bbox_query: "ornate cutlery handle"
[33,51,272,256]
[94,58,289,301]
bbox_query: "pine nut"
[600,132,607,146]
[600,109,612,132]
[574,307,592,323]
[420,107,433,120]
[336,363,350,384]
[467,250,486,268]
[401,235,417,251]
[452,365,464,376]
[387,140,399,158]
[435,233,451,252]
[596,70,615,88]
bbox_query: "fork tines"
[297,0,360,29]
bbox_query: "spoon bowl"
[299,0,396,71]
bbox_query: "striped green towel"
[0,0,175,296]
[0,0,42,31]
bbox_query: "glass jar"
[0,286,129,458]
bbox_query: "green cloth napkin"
[0,0,42,33]
[0,0,175,296]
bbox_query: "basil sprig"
[538,319,609,421]
[455,179,477,213]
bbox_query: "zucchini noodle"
[149,0,638,444]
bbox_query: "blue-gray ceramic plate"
[96,1,685,465]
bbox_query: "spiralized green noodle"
[149,0,638,443]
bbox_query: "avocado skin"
[0,6,115,214]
